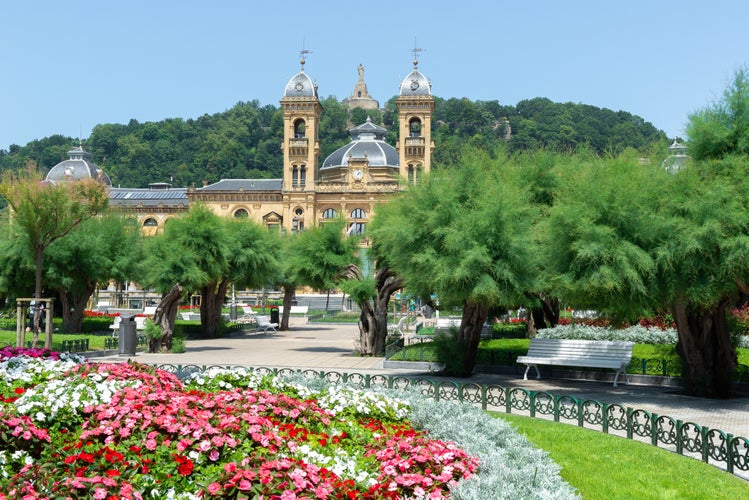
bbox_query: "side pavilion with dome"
[47,58,435,238]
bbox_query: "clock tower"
[396,54,434,185]
[281,54,322,232]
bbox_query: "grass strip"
[494,413,749,499]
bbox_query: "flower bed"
[0,353,577,499]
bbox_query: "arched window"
[143,218,158,227]
[409,118,422,137]
[294,119,306,138]
[292,166,299,188]
[292,207,304,232]
[300,165,306,189]
[234,208,249,218]
[408,164,422,185]
[322,208,338,219]
[350,208,366,219]
[349,208,366,235]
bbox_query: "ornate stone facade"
[58,57,435,236]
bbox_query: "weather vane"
[299,42,312,69]
[412,37,425,67]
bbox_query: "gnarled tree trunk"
[357,300,377,355]
[528,294,560,333]
[454,301,490,377]
[200,279,229,338]
[372,266,403,356]
[58,279,96,333]
[280,286,295,331]
[344,264,403,357]
[671,297,738,397]
[153,283,182,352]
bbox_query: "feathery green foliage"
[687,66,749,160]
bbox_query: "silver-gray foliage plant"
[536,324,749,348]
[399,392,580,500]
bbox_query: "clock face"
[353,169,363,180]
[295,82,304,92]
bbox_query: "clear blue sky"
[2,1,748,152]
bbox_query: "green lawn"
[495,413,749,499]
[0,318,233,352]
[0,329,110,351]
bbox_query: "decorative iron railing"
[152,364,749,479]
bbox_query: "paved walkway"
[92,321,749,442]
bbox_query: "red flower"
[174,454,195,476]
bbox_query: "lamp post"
[230,283,237,320]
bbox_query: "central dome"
[321,117,399,169]
[45,146,112,186]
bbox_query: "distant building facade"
[48,58,435,237]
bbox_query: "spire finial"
[412,37,425,68]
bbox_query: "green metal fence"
[152,364,749,479]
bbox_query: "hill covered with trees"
[0,96,667,188]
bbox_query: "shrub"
[537,324,678,344]
[171,333,185,353]
[432,330,467,376]
[537,324,749,349]
[492,322,527,338]
[729,304,749,337]
[143,319,162,342]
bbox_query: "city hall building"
[48,58,435,237]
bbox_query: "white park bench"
[109,316,121,335]
[180,312,201,321]
[255,315,278,334]
[236,306,257,324]
[434,317,493,338]
[516,338,634,387]
[387,316,409,335]
[109,315,148,336]
[278,305,309,317]
[135,316,147,331]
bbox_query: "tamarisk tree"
[369,149,537,376]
